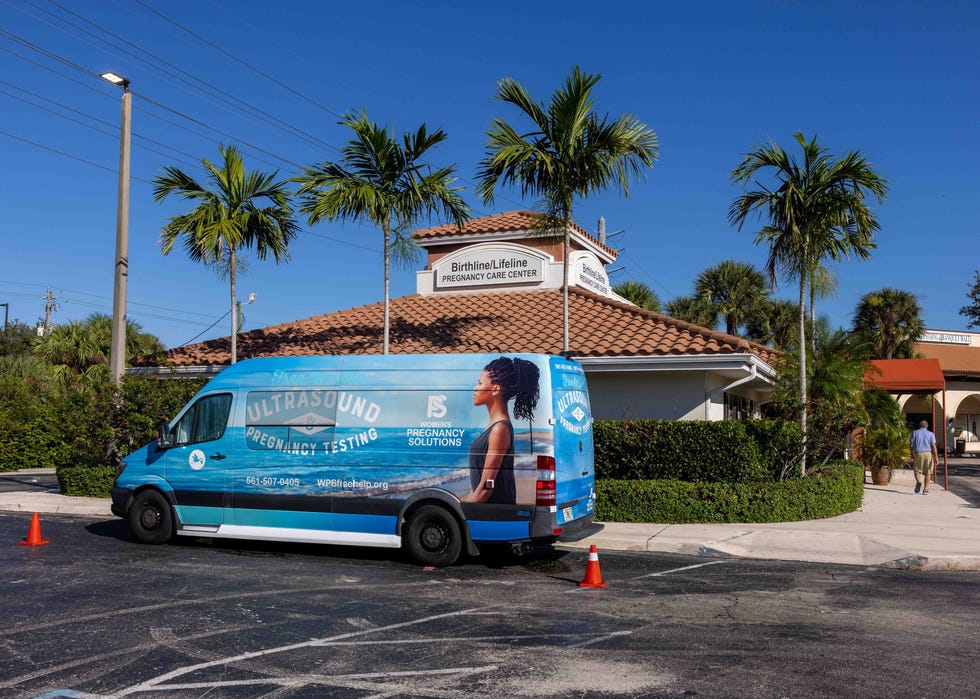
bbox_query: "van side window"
[174,393,233,446]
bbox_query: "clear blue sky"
[2,0,977,348]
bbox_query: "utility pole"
[42,288,58,333]
[102,72,132,385]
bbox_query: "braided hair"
[484,357,540,420]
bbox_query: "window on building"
[724,393,755,420]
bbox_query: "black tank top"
[468,420,515,504]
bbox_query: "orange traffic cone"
[578,544,605,588]
[19,512,50,547]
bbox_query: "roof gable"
[413,210,618,259]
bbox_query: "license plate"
[562,506,574,521]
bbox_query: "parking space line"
[108,604,497,697]
[629,560,727,579]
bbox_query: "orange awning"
[864,358,946,392]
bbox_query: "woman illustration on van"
[465,357,540,504]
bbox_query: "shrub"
[53,375,208,496]
[742,419,804,480]
[57,464,117,497]
[0,376,72,471]
[594,419,770,483]
[595,461,863,523]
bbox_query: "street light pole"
[102,72,131,385]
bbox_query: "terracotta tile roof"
[864,359,946,392]
[413,210,617,258]
[914,343,980,378]
[147,288,780,368]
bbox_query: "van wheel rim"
[140,507,161,530]
[420,522,447,552]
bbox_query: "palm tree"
[153,144,298,363]
[729,132,887,474]
[745,298,799,349]
[665,295,718,329]
[807,264,838,350]
[694,260,769,336]
[852,287,924,359]
[295,111,470,354]
[476,66,659,354]
[613,280,661,311]
[32,313,164,391]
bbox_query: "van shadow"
[85,518,135,541]
[83,519,577,572]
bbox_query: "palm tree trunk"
[562,223,570,355]
[798,273,807,477]
[383,226,390,355]
[230,247,237,365]
[809,271,816,353]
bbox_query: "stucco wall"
[584,371,706,420]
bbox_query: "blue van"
[111,354,598,565]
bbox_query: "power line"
[136,92,304,171]
[0,43,107,96]
[0,280,219,319]
[132,0,345,121]
[135,101,286,172]
[0,26,101,80]
[0,84,201,169]
[0,37,302,172]
[179,309,231,346]
[2,8,324,170]
[304,229,380,254]
[0,128,155,184]
[35,0,341,155]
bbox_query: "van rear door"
[550,358,595,528]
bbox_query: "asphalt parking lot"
[4,512,980,699]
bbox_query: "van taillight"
[536,455,556,506]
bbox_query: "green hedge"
[594,419,801,483]
[58,464,117,497]
[595,461,863,523]
[52,375,208,497]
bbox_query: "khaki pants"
[913,452,935,475]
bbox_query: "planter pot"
[869,466,892,485]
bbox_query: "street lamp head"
[100,72,130,89]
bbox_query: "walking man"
[909,420,938,495]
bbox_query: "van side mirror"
[157,422,175,449]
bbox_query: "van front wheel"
[128,490,173,545]
[405,505,461,567]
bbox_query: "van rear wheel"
[405,505,461,567]
[128,490,173,545]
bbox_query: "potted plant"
[860,423,909,485]
[858,389,910,485]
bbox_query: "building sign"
[434,246,545,289]
[571,252,611,297]
[921,332,972,345]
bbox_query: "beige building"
[141,211,779,421]
[909,330,980,453]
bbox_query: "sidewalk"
[564,468,980,571]
[4,468,979,570]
